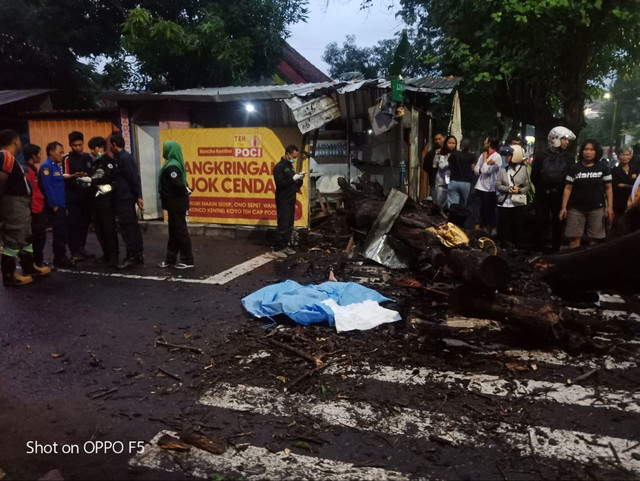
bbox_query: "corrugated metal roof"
[109,76,460,103]
[0,89,53,106]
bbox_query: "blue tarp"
[241,280,393,326]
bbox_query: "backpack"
[541,151,569,185]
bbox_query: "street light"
[245,103,255,113]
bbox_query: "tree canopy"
[0,0,309,102]
[394,0,640,143]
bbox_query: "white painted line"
[327,363,640,414]
[56,252,275,286]
[131,430,409,481]
[199,383,640,473]
[201,252,276,285]
[599,294,626,304]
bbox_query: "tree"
[396,0,640,148]
[121,0,309,91]
[322,31,434,79]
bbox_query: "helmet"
[510,145,525,164]
[547,126,576,148]
[499,145,514,157]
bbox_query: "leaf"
[51,353,64,358]
[287,420,297,428]
[295,441,312,452]
[276,376,287,383]
[505,362,528,371]
[283,448,291,455]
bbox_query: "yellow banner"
[159,127,308,227]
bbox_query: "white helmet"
[548,126,576,148]
[511,145,525,164]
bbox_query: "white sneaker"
[174,263,194,269]
[271,250,288,258]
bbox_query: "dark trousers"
[30,211,47,266]
[165,210,193,264]
[274,197,295,251]
[94,196,119,263]
[535,193,563,251]
[474,189,497,228]
[115,198,143,258]
[67,200,92,255]
[46,207,68,261]
[498,206,524,247]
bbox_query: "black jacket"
[531,147,574,196]
[273,157,302,204]
[63,151,94,204]
[113,150,142,201]
[160,165,189,211]
[90,154,116,199]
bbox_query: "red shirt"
[25,163,44,213]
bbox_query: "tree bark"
[446,248,510,291]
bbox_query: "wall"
[28,119,115,152]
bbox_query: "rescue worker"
[85,137,119,268]
[40,141,75,269]
[23,143,47,267]
[63,131,95,261]
[157,140,194,269]
[272,145,304,257]
[0,129,50,286]
[109,133,144,269]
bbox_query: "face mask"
[288,157,295,163]
[95,152,103,159]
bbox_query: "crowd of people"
[423,126,640,251]
[0,129,165,286]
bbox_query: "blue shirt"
[39,158,66,208]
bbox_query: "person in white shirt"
[473,137,501,232]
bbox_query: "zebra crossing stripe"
[199,383,640,473]
[130,430,409,481]
[326,363,640,414]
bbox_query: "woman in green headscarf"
[158,140,194,269]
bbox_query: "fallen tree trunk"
[449,287,561,335]
[539,228,640,290]
[446,248,510,291]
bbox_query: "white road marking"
[56,252,275,286]
[131,430,409,481]
[199,383,640,473]
[327,363,640,413]
[599,294,626,304]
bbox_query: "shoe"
[117,256,144,270]
[54,257,76,269]
[22,263,51,277]
[271,249,287,258]
[157,261,173,268]
[283,247,296,255]
[3,272,34,286]
[174,263,194,269]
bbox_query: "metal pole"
[611,100,618,156]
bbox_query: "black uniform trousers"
[67,197,92,255]
[115,198,143,258]
[166,209,193,264]
[46,207,68,261]
[30,211,47,266]
[535,191,563,252]
[274,195,295,251]
[94,195,119,263]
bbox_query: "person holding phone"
[272,145,304,258]
[496,145,530,249]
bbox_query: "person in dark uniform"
[157,140,194,269]
[109,133,144,269]
[272,145,304,257]
[85,137,119,268]
[63,131,95,261]
[40,141,75,269]
[23,143,47,267]
[0,129,51,286]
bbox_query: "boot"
[2,256,33,286]
[20,252,51,277]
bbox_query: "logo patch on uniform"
[108,163,113,169]
[633,174,638,179]
[42,168,50,175]
[170,172,178,178]
[53,172,61,176]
